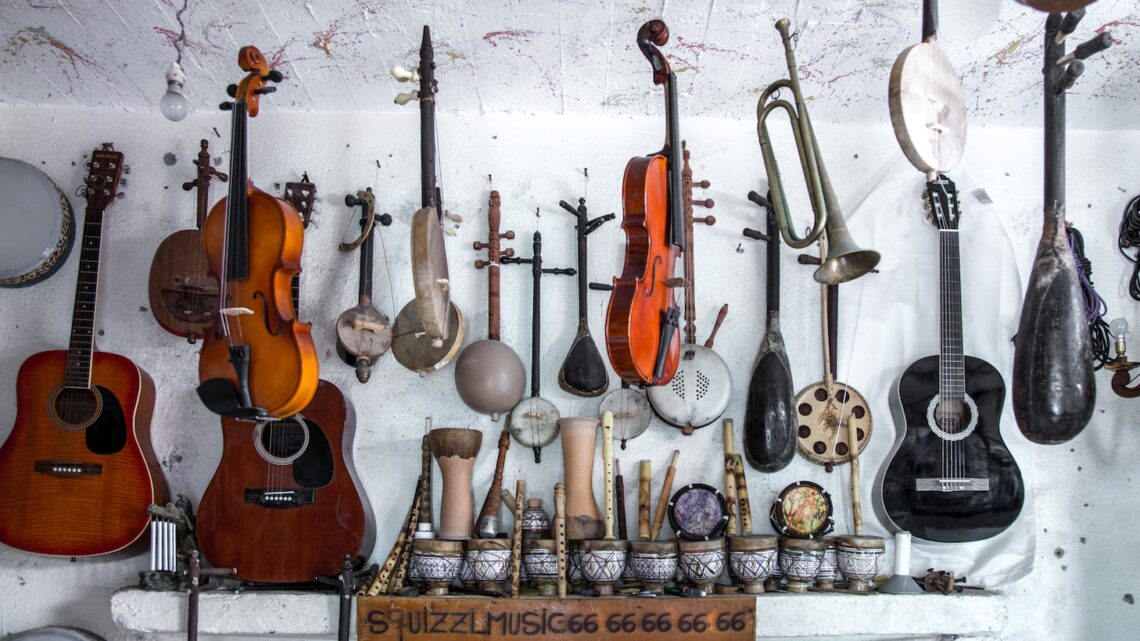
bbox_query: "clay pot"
[677,538,725,593]
[727,535,778,594]
[837,535,885,592]
[466,538,512,593]
[778,537,825,593]
[629,539,678,594]
[559,417,602,540]
[579,540,628,596]
[522,539,559,596]
[522,498,551,540]
[411,539,465,595]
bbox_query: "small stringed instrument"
[148,139,226,342]
[605,19,684,387]
[879,177,1024,542]
[197,380,375,582]
[0,144,169,556]
[557,197,613,397]
[336,188,393,383]
[197,46,318,420]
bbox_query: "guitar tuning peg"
[694,215,715,226]
[695,179,710,189]
[391,65,420,82]
[394,91,420,105]
[123,165,131,175]
[119,178,128,188]
[694,198,714,209]
[116,191,126,199]
[379,213,393,226]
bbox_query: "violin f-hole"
[643,256,663,297]
[251,291,280,336]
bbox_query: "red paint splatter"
[674,36,746,59]
[6,27,95,75]
[482,30,537,47]
[153,26,210,56]
[311,20,345,57]
[1095,19,1139,45]
[825,68,860,88]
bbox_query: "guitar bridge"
[915,478,990,492]
[244,488,314,508]
[34,461,103,478]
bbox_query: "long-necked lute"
[1012,11,1110,443]
[0,144,169,556]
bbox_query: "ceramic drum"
[629,540,679,594]
[568,541,585,588]
[522,499,551,540]
[579,540,628,596]
[466,539,511,592]
[668,484,729,541]
[677,538,725,592]
[837,535,886,592]
[816,537,839,589]
[778,537,825,592]
[727,535,778,594]
[411,539,465,595]
[522,539,559,596]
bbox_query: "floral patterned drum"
[769,480,834,538]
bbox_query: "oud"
[878,177,1024,543]
[0,144,168,556]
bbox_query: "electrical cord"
[1118,194,1140,301]
[1067,224,1112,369]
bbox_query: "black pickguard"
[880,355,1024,543]
[292,417,333,489]
[85,385,127,455]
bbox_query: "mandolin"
[147,139,226,342]
[0,144,169,556]
[879,177,1024,543]
[336,188,393,383]
[197,46,318,420]
[197,380,375,582]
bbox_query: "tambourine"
[769,480,834,539]
[667,483,728,541]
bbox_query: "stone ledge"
[111,588,1007,639]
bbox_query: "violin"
[604,19,684,386]
[197,46,318,420]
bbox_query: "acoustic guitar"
[196,380,375,582]
[878,177,1024,543]
[0,144,168,556]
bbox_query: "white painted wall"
[0,103,1137,640]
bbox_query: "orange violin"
[197,46,318,420]
[605,20,684,386]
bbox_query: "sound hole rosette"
[252,415,310,465]
[667,483,729,541]
[793,381,872,466]
[769,480,834,539]
[47,384,103,431]
[925,392,979,442]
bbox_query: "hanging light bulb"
[1110,317,1130,359]
[160,62,191,122]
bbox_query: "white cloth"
[840,156,1036,587]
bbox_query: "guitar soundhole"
[49,385,103,430]
[253,416,310,465]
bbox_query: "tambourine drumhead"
[7,627,105,641]
[410,206,452,340]
[769,481,833,538]
[0,158,74,287]
[508,396,561,449]
[392,300,464,374]
[667,483,728,541]
[888,42,967,175]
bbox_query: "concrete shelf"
[111,587,1008,639]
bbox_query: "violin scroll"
[636,20,671,84]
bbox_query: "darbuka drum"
[769,481,834,538]
[0,158,74,287]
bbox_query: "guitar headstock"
[283,176,317,229]
[223,45,283,117]
[925,174,960,231]
[636,20,671,85]
[82,143,125,210]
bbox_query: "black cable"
[1118,194,1140,301]
[1066,224,1112,369]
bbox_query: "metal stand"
[184,550,235,641]
[316,556,379,641]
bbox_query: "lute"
[336,188,393,383]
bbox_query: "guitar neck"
[65,206,107,388]
[939,229,964,402]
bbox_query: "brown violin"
[605,19,684,386]
[197,46,318,420]
[148,139,226,342]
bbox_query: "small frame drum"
[668,483,729,541]
[769,480,834,538]
[0,158,74,287]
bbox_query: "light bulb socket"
[165,62,187,87]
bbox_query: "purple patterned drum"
[667,483,729,541]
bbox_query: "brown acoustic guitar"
[147,139,226,342]
[196,380,375,582]
[0,144,169,556]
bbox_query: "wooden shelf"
[111,587,1007,639]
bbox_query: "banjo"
[646,141,731,435]
[0,158,74,288]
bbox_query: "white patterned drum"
[629,539,678,594]
[466,539,511,592]
[727,535,778,594]
[677,538,725,592]
[778,537,825,592]
[837,535,885,592]
[579,539,628,596]
[0,158,74,287]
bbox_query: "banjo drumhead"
[888,42,967,175]
[508,396,561,449]
[392,300,464,374]
[599,387,651,445]
[0,158,74,287]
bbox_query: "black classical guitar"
[878,176,1024,543]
